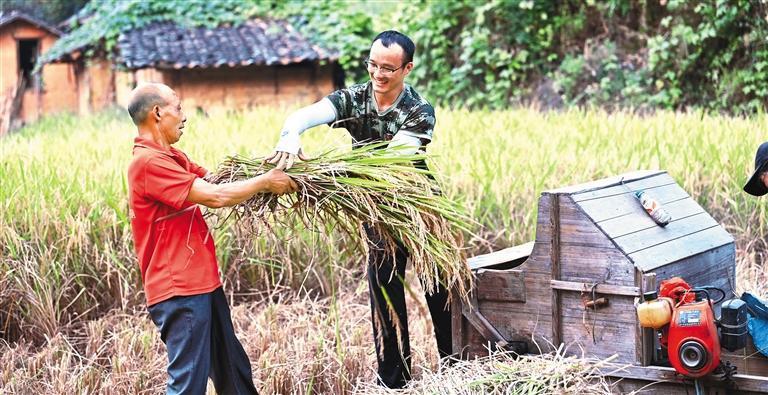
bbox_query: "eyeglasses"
[363,59,404,76]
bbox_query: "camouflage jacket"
[326,82,436,148]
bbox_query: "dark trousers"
[365,225,453,389]
[148,287,258,395]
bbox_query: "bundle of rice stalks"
[210,143,475,300]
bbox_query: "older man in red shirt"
[127,82,296,394]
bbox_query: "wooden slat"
[597,197,705,239]
[532,193,552,243]
[608,378,699,395]
[641,273,656,366]
[545,170,665,195]
[613,212,719,254]
[600,365,768,393]
[559,292,638,323]
[532,199,621,250]
[560,319,638,363]
[455,238,555,358]
[559,294,639,363]
[477,299,554,355]
[475,269,526,302]
[558,244,636,286]
[629,226,734,271]
[551,194,562,348]
[571,172,674,202]
[550,279,641,297]
[517,246,553,274]
[477,296,553,326]
[722,337,768,377]
[461,293,512,349]
[577,182,690,223]
[472,268,554,354]
[557,196,636,285]
[653,244,736,301]
[455,260,555,358]
[559,219,615,248]
[456,318,492,359]
[468,241,534,270]
[450,294,464,357]
[557,198,615,248]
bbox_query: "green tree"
[1,0,89,24]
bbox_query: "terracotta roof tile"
[116,18,338,69]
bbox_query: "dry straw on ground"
[1,284,619,394]
[210,143,475,301]
[360,350,618,395]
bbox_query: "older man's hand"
[265,148,309,170]
[263,168,299,195]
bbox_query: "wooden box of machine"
[453,170,768,393]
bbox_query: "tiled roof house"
[44,18,343,115]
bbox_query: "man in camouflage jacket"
[267,30,451,389]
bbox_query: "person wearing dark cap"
[744,142,768,196]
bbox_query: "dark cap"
[744,142,768,196]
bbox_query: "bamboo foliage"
[210,143,475,300]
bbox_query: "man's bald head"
[127,83,174,125]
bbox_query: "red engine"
[667,299,721,378]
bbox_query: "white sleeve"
[274,98,336,154]
[396,129,431,141]
[387,132,423,156]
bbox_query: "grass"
[1,105,767,393]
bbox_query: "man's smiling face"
[367,39,412,96]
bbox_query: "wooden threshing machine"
[453,170,768,393]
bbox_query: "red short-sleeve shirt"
[127,136,221,306]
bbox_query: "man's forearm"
[274,98,337,154]
[211,176,271,207]
[189,176,272,208]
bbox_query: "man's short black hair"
[372,30,415,65]
[127,88,167,125]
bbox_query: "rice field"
[1,105,767,393]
